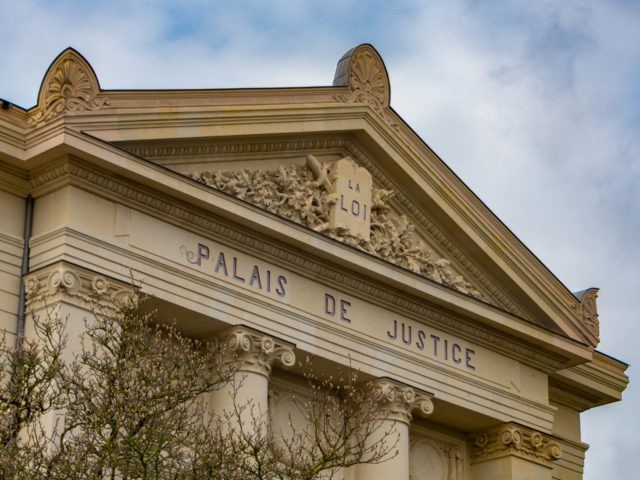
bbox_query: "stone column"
[468,423,563,480]
[208,326,295,432]
[353,378,434,480]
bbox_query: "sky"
[1,0,638,477]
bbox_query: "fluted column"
[208,326,295,431]
[468,423,562,480]
[354,378,434,479]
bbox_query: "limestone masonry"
[0,44,628,479]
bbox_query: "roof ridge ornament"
[333,44,397,128]
[29,48,109,126]
[572,287,600,346]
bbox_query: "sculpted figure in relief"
[191,157,482,300]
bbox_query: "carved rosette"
[29,48,109,126]
[572,288,600,344]
[367,378,433,424]
[24,262,134,313]
[218,326,296,377]
[469,423,562,467]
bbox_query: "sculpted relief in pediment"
[190,155,484,301]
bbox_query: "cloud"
[0,1,638,478]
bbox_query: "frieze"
[28,160,571,372]
[469,423,562,468]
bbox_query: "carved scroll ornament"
[469,423,562,467]
[217,326,296,377]
[24,262,134,313]
[366,378,433,424]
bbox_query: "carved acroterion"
[29,48,109,126]
[334,44,390,113]
[572,288,600,344]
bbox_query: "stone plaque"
[329,158,372,240]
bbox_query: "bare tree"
[0,307,66,479]
[190,362,398,480]
[1,296,397,480]
[46,296,233,480]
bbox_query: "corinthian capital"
[469,423,562,467]
[218,326,295,377]
[367,378,434,424]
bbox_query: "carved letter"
[466,348,476,370]
[402,323,412,345]
[340,299,351,323]
[325,293,336,317]
[248,265,262,289]
[197,244,210,266]
[232,257,245,282]
[275,275,287,297]
[387,319,398,340]
[452,343,462,364]
[215,252,228,276]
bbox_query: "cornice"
[117,135,351,161]
[26,157,581,373]
[0,115,28,158]
[549,352,628,411]
[0,231,23,258]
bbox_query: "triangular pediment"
[117,134,516,312]
[14,45,600,350]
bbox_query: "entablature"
[26,151,592,371]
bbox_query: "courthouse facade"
[0,45,628,479]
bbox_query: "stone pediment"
[19,45,601,347]
[120,135,518,313]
